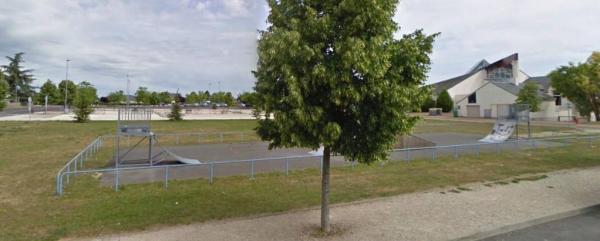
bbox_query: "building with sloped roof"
[430,53,576,120]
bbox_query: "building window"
[555,96,562,106]
[468,93,477,104]
[487,67,513,81]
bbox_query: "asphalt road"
[480,208,600,241]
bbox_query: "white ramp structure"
[152,145,202,165]
[479,120,517,143]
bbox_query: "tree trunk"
[321,146,331,233]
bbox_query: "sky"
[0,0,599,96]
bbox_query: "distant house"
[431,53,575,120]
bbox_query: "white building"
[431,53,575,121]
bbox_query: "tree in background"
[135,87,150,105]
[420,95,436,112]
[168,93,183,121]
[550,52,600,121]
[210,91,235,106]
[2,52,35,102]
[58,80,76,105]
[436,90,453,112]
[158,91,172,105]
[516,82,542,112]
[253,0,436,232]
[238,92,258,107]
[0,70,8,110]
[73,81,98,122]
[107,90,126,105]
[35,80,60,105]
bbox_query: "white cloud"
[395,0,600,84]
[1,0,598,95]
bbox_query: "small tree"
[135,87,150,105]
[107,90,126,105]
[2,52,35,102]
[168,95,183,121]
[550,52,600,121]
[254,0,437,233]
[516,82,542,112]
[436,90,453,112]
[36,79,60,104]
[73,81,97,122]
[58,80,76,105]
[0,71,8,111]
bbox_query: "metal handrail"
[55,133,600,196]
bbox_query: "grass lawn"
[0,119,596,241]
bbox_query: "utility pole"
[64,59,70,113]
[126,74,130,109]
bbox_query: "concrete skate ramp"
[479,120,516,143]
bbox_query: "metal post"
[149,136,153,166]
[320,156,323,174]
[115,169,119,192]
[405,149,410,161]
[164,166,169,189]
[209,163,214,184]
[476,145,480,158]
[285,158,289,176]
[250,160,256,179]
[454,146,458,159]
[56,173,61,195]
[432,148,436,161]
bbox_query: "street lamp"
[64,59,70,113]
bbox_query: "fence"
[55,133,600,196]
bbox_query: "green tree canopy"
[2,52,35,102]
[516,82,542,112]
[436,90,453,112]
[210,91,235,106]
[253,0,436,232]
[73,81,97,122]
[107,90,126,105]
[58,80,76,105]
[0,70,8,110]
[135,87,152,105]
[549,52,600,120]
[238,91,258,107]
[158,91,172,104]
[36,80,60,105]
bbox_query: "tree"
[186,91,199,104]
[73,81,97,122]
[36,80,60,105]
[550,52,600,121]
[2,52,35,102]
[158,91,172,105]
[58,80,76,105]
[436,90,453,112]
[135,87,150,105]
[420,95,436,112]
[516,82,542,112]
[210,91,235,106]
[238,91,258,107]
[148,91,161,105]
[0,70,8,111]
[168,94,183,121]
[253,0,436,232]
[107,90,126,105]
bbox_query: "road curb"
[450,203,600,241]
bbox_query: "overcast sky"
[1,0,599,96]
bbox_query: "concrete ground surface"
[100,133,561,185]
[478,208,600,241]
[70,166,600,241]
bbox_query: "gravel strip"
[73,167,600,241]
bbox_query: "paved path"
[479,208,600,241]
[72,167,600,241]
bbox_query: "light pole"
[64,59,70,113]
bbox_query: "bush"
[420,96,436,112]
[436,90,453,112]
[73,82,97,122]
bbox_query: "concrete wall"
[455,82,517,117]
